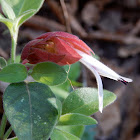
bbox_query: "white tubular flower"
[77,50,132,113]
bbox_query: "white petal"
[80,59,103,113]
[77,50,132,83]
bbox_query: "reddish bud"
[21,31,93,65]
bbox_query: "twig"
[118,45,140,58]
[0,113,7,139]
[46,0,65,24]
[0,48,9,59]
[46,0,87,37]
[129,20,140,35]
[60,0,71,33]
[24,15,65,32]
[70,0,78,14]
[19,29,44,40]
[3,126,12,139]
[70,14,87,37]
[84,31,140,45]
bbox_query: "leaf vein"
[26,83,33,140]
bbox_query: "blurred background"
[0,0,140,140]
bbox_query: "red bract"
[21,31,93,65]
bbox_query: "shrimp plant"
[0,0,132,140]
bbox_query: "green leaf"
[57,113,97,126]
[92,54,100,60]
[48,98,62,120]
[62,88,116,115]
[1,0,16,20]
[31,62,67,86]
[51,128,80,140]
[3,82,59,140]
[69,62,81,81]
[0,63,27,83]
[0,16,13,30]
[1,0,44,25]
[56,125,84,138]
[7,137,18,140]
[71,81,82,87]
[7,55,21,64]
[50,87,69,102]
[17,9,36,26]
[56,80,71,91]
[14,55,21,63]
[63,62,81,81]
[0,57,7,68]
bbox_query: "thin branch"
[0,113,7,139]
[84,31,140,45]
[60,0,71,33]
[3,126,12,139]
[46,0,65,24]
[70,0,78,15]
[24,16,65,32]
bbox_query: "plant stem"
[0,26,18,140]
[3,126,12,140]
[0,113,7,139]
[11,28,19,63]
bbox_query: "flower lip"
[76,49,132,113]
[119,78,128,85]
[76,49,132,83]
[80,58,104,113]
[118,77,133,85]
